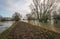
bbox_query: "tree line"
[26,0,60,24]
[0,12,22,21]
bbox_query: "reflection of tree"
[12,12,22,21]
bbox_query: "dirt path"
[3,21,60,39]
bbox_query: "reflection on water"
[0,21,14,33]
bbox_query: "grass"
[54,23,60,28]
[0,21,60,39]
[0,21,19,39]
[31,25,60,39]
[22,22,60,39]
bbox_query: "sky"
[0,0,32,17]
[0,0,60,18]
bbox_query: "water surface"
[0,21,14,33]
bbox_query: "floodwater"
[0,21,14,33]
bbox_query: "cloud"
[0,0,32,15]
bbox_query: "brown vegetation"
[0,21,60,39]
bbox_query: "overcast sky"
[0,0,32,17]
[0,0,60,18]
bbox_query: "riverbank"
[0,21,60,39]
[0,21,19,39]
[0,21,14,33]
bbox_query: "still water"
[0,21,14,33]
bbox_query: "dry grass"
[0,21,60,39]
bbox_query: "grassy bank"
[0,21,19,39]
[30,24,60,39]
[0,21,60,39]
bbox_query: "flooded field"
[0,21,14,33]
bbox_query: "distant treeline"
[0,18,12,21]
[0,12,22,21]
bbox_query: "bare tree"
[30,0,57,23]
[26,13,36,23]
[12,12,22,21]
